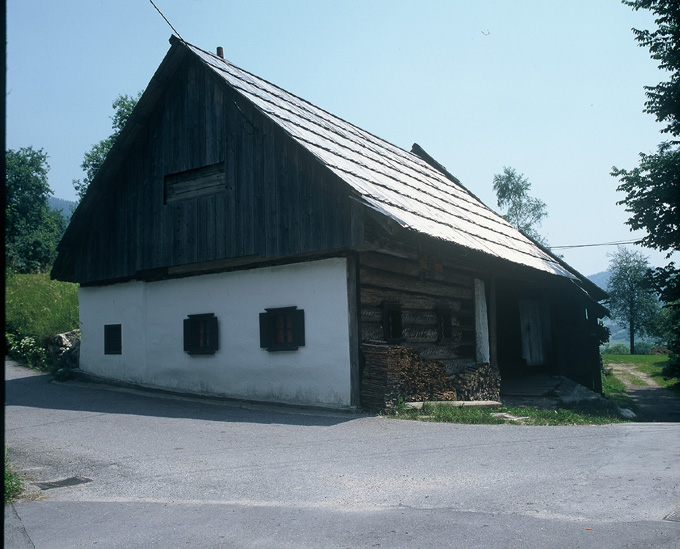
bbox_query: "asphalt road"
[5,359,680,548]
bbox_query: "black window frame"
[183,313,219,356]
[382,303,403,344]
[437,307,453,344]
[259,306,305,352]
[104,324,122,355]
[164,162,226,205]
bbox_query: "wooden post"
[474,279,490,364]
[347,252,362,408]
[488,277,498,368]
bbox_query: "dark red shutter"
[293,309,305,347]
[259,312,270,348]
[183,318,193,353]
[208,314,219,352]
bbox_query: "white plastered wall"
[78,258,353,408]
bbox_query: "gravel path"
[609,361,680,422]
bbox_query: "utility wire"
[139,5,648,258]
[549,239,644,250]
[149,0,184,42]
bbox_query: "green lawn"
[601,366,637,412]
[602,354,680,396]
[388,399,624,426]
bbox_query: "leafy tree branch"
[492,166,548,244]
[73,93,141,201]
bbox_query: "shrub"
[6,334,47,369]
[5,273,78,345]
[601,343,630,355]
[662,304,680,380]
[633,341,654,355]
[5,273,78,370]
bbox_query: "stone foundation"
[49,330,81,371]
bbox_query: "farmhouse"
[52,37,607,410]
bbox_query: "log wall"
[358,250,476,369]
[357,248,503,410]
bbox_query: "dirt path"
[609,362,680,422]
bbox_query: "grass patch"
[5,273,79,370]
[4,452,23,504]
[601,367,638,412]
[617,371,650,386]
[634,360,680,395]
[5,273,79,345]
[387,400,624,425]
[603,353,680,397]
[415,404,506,424]
[602,354,668,367]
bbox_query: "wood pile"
[447,362,501,402]
[360,344,500,412]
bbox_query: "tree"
[612,0,680,376]
[607,247,660,354]
[73,93,140,201]
[492,167,548,244]
[6,147,66,273]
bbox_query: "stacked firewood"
[447,362,501,401]
[360,344,500,411]
[360,344,399,412]
[360,344,456,411]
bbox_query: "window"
[259,307,305,351]
[382,303,403,343]
[164,162,226,204]
[183,313,219,355]
[437,308,453,343]
[104,324,122,355]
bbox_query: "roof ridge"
[182,40,428,163]
[177,38,578,281]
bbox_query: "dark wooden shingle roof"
[185,39,576,280]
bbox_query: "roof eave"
[52,36,191,282]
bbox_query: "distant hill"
[587,271,610,291]
[49,197,76,222]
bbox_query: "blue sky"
[7,0,671,275]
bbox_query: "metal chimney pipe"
[216,46,224,59]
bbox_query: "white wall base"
[78,258,353,408]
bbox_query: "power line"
[549,239,644,250]
[149,0,184,42]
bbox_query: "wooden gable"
[53,38,605,308]
[52,42,364,285]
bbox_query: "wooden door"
[518,299,552,367]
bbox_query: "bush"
[601,343,630,355]
[5,273,78,370]
[6,334,47,369]
[5,273,78,345]
[633,341,654,355]
[662,303,680,380]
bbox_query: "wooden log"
[360,251,472,286]
[360,344,500,411]
[360,268,473,299]
[360,286,469,311]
